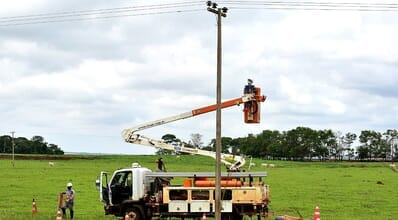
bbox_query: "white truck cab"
[97,163,155,206]
[96,162,270,220]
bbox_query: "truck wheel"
[125,207,142,220]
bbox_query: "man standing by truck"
[61,182,75,219]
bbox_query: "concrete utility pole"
[206,1,227,220]
[10,131,15,167]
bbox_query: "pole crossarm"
[207,7,227,17]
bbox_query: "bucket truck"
[96,80,270,219]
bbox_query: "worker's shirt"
[65,189,75,205]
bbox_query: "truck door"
[99,171,110,205]
[109,171,133,205]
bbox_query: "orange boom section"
[191,87,266,124]
[191,97,246,116]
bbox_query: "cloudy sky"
[1,0,397,154]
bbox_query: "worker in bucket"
[61,182,75,219]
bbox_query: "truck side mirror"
[95,179,100,190]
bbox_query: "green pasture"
[0,154,397,220]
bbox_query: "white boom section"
[121,111,193,143]
[121,91,266,171]
[121,93,259,143]
[127,134,245,171]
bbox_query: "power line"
[221,1,398,5]
[228,6,398,12]
[220,1,398,11]
[0,2,203,27]
[0,9,202,27]
[0,2,202,21]
[1,1,398,27]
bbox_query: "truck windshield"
[111,171,132,187]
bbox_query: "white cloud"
[2,40,39,55]
[324,100,346,114]
[0,0,47,15]
[0,1,397,154]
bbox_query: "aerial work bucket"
[243,81,264,123]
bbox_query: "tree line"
[0,135,64,155]
[1,128,396,160]
[160,128,398,161]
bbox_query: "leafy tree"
[357,145,369,160]
[255,130,282,159]
[342,132,357,160]
[0,135,12,153]
[378,138,390,160]
[150,129,395,161]
[235,133,260,157]
[208,137,234,154]
[268,136,284,160]
[15,137,30,154]
[283,127,317,160]
[161,134,180,144]
[359,130,383,160]
[48,144,64,155]
[158,134,181,155]
[384,129,398,140]
[31,135,45,143]
[316,129,335,160]
[0,135,65,155]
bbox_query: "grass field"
[0,154,397,220]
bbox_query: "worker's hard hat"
[67,182,73,187]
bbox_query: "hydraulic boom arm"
[121,80,266,171]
